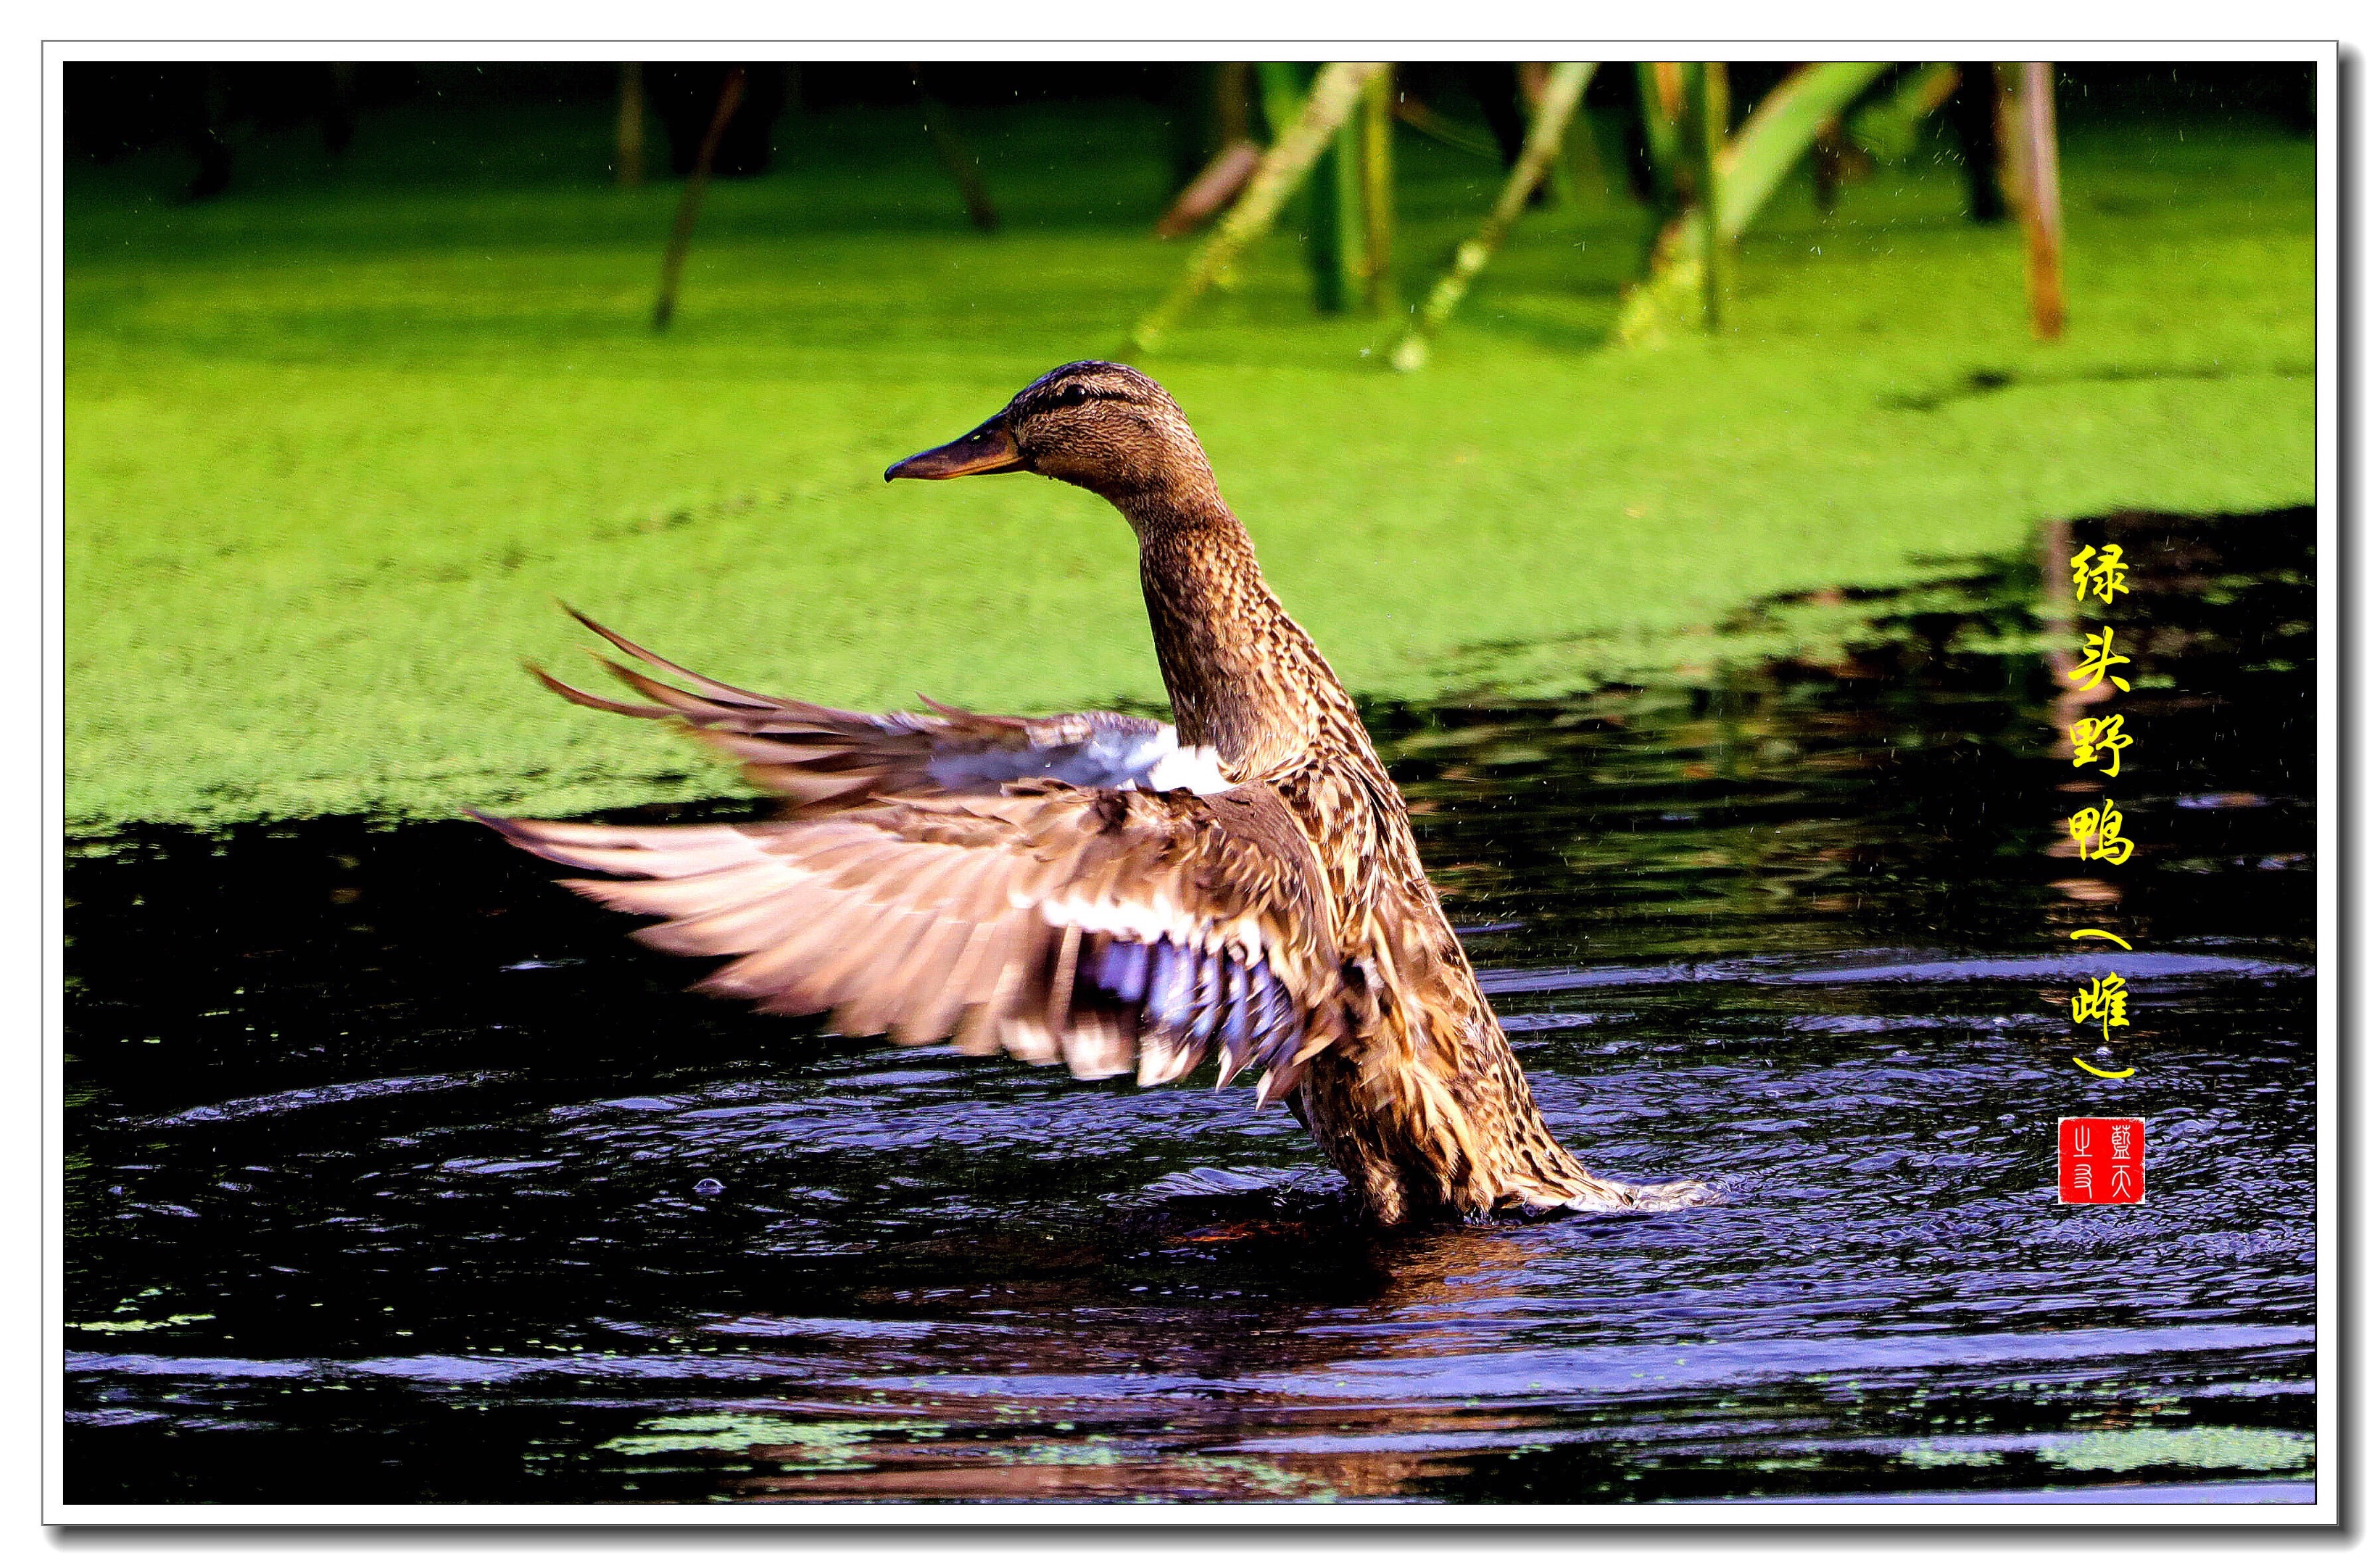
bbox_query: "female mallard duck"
[478,362,1709,1225]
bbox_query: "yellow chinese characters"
[2067,799,2134,864]
[2071,972,2131,1041]
[2070,626,2131,692]
[2069,713,2133,777]
[2070,544,2131,605]
[2057,542,2149,1085]
[2068,931,2137,1077]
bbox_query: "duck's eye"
[1057,384,1091,405]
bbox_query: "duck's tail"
[1496,1172,1719,1217]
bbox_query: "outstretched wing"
[475,780,1346,1102]
[531,609,1228,813]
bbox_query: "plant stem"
[651,66,745,331]
[1253,63,1356,314]
[1309,96,1363,312]
[1360,67,1396,315]
[2015,61,2066,340]
[1612,61,1890,347]
[1155,140,1262,239]
[1688,62,1729,331]
[1517,63,1572,207]
[1390,62,1595,370]
[1127,62,1388,353]
[1636,61,1685,228]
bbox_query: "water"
[62,509,2317,1506]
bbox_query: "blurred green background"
[64,62,2316,831]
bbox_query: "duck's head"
[884,361,1209,501]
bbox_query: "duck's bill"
[883,418,1029,481]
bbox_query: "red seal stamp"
[2058,1116,2147,1204]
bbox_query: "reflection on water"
[62,510,2315,1505]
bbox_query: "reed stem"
[1127,62,1388,352]
[2016,61,2066,340]
[651,67,745,331]
[1391,62,1595,370]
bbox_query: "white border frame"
[36,35,2340,1529]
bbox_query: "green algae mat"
[64,101,2315,831]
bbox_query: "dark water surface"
[63,510,2318,1506]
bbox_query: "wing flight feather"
[528,610,1227,812]
[486,613,1335,1099]
[476,781,1340,1102]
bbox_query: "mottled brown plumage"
[478,362,1709,1224]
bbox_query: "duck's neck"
[1113,481,1349,778]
